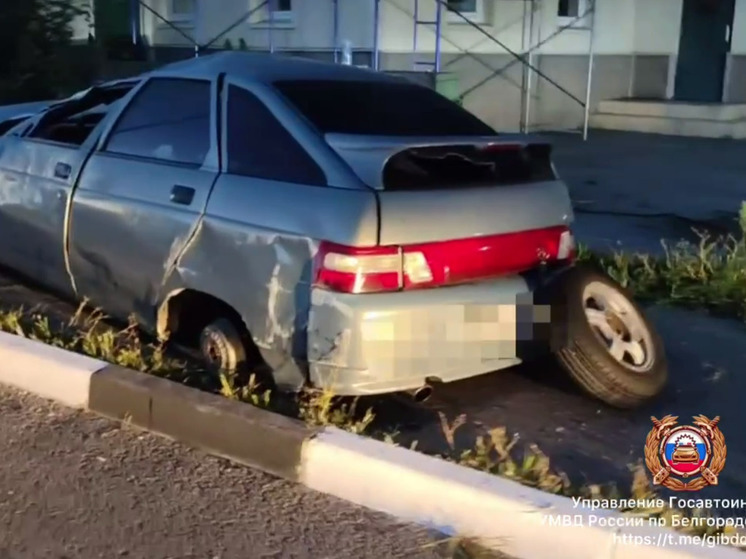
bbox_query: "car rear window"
[272,79,496,137]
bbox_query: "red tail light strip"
[314,225,575,294]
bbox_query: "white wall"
[632,0,682,54]
[378,0,637,56]
[133,0,698,57]
[142,0,373,51]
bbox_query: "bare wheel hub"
[582,281,654,373]
[202,335,222,365]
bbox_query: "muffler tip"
[411,385,433,403]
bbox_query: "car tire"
[551,266,668,409]
[198,317,248,375]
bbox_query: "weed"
[578,203,746,321]
[0,301,185,378]
[219,372,272,408]
[421,535,508,558]
[298,388,376,434]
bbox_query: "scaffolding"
[126,0,597,139]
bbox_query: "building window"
[558,0,589,26]
[270,0,293,21]
[446,0,485,23]
[169,0,195,21]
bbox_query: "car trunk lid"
[325,133,574,245]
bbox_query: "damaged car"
[0,51,667,408]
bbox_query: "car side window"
[227,85,326,186]
[104,78,211,166]
[23,83,136,146]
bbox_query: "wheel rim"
[581,281,655,373]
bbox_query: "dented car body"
[0,51,581,397]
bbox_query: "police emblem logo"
[644,415,727,492]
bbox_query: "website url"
[614,532,746,549]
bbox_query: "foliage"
[0,0,92,103]
[577,205,746,321]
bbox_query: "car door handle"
[170,185,195,206]
[54,162,71,180]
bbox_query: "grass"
[3,205,746,555]
[576,201,746,321]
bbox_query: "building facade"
[75,0,746,133]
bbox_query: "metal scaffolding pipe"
[193,0,202,57]
[127,0,597,139]
[583,0,597,141]
[333,0,340,62]
[522,0,536,134]
[137,0,196,45]
[373,0,381,70]
[444,0,586,107]
[434,0,442,72]
[129,0,141,45]
[268,0,276,53]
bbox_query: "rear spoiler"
[324,133,556,190]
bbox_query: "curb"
[0,330,743,559]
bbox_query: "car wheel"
[199,317,248,375]
[552,266,668,409]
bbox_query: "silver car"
[0,52,667,408]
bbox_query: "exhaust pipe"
[408,384,433,403]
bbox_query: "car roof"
[144,51,403,85]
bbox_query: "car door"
[67,76,219,326]
[0,85,135,296]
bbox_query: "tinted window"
[105,78,211,166]
[227,85,326,185]
[273,79,496,136]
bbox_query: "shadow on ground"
[364,305,746,509]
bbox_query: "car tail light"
[314,226,575,294]
[557,228,576,260]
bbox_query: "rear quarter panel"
[164,175,379,375]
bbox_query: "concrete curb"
[0,330,742,559]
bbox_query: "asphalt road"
[0,385,454,559]
[409,305,746,503]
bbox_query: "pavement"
[408,305,746,505]
[549,130,746,255]
[0,384,453,559]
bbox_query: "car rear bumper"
[306,270,563,396]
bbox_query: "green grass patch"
[577,203,746,321]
